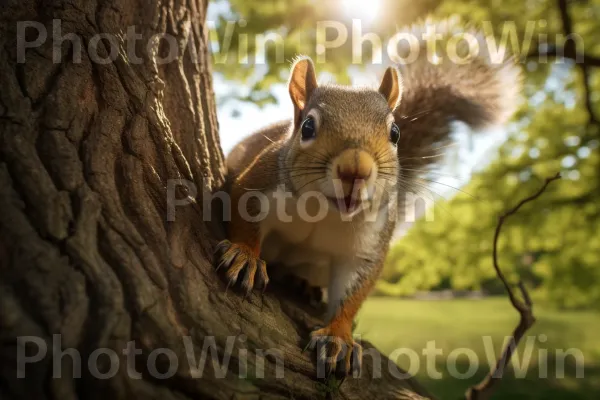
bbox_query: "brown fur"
[216,35,521,377]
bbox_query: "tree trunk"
[0,1,430,399]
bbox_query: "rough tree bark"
[0,1,430,399]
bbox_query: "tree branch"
[465,173,561,400]
[525,46,600,68]
[526,1,600,126]
[559,0,598,126]
[525,0,599,67]
[557,0,573,36]
[557,0,600,126]
[580,64,600,126]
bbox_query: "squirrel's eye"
[301,117,316,141]
[390,123,400,145]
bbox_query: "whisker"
[288,172,324,180]
[404,179,450,201]
[260,134,276,144]
[417,178,477,199]
[420,153,447,159]
[428,142,460,151]
[279,166,327,171]
[302,150,331,165]
[397,180,460,223]
[296,176,326,192]
[398,152,447,162]
[398,107,434,121]
[400,168,462,179]
[376,159,398,166]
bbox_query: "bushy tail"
[393,22,522,184]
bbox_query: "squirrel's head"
[284,56,402,216]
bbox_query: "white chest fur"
[259,187,391,288]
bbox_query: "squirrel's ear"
[289,56,318,123]
[378,67,402,110]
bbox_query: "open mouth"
[327,194,362,214]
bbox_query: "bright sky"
[213,77,290,154]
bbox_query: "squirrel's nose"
[334,149,374,185]
[336,165,372,183]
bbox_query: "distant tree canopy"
[378,0,600,309]
[211,0,600,308]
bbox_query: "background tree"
[379,0,600,309]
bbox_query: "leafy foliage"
[377,0,600,309]
[211,0,600,308]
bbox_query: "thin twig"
[556,0,599,127]
[466,172,561,400]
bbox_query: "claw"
[241,258,257,295]
[242,290,251,303]
[214,239,231,254]
[258,260,269,291]
[216,246,236,272]
[308,327,363,379]
[302,338,314,353]
[214,240,269,297]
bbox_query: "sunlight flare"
[343,0,381,22]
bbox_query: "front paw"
[307,326,363,379]
[215,240,269,296]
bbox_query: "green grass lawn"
[356,297,600,399]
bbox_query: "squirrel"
[215,28,521,378]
